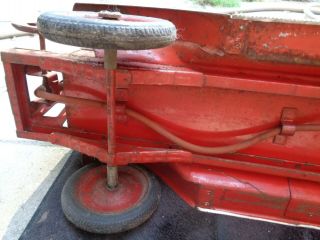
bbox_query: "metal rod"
[107,166,118,189]
[39,35,46,50]
[104,48,118,189]
[38,34,50,92]
[34,86,320,155]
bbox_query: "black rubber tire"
[37,11,176,50]
[61,164,161,234]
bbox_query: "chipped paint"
[278,32,291,38]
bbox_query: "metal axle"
[104,48,118,189]
[107,166,118,189]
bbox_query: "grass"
[192,0,241,7]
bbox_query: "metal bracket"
[273,107,297,145]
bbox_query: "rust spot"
[222,20,249,55]
[246,49,320,66]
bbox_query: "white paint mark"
[278,32,290,38]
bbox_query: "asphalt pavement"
[20,152,320,240]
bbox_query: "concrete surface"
[0,24,72,240]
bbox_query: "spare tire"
[37,11,176,50]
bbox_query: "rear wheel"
[61,164,161,234]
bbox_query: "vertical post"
[104,49,118,189]
[39,34,50,92]
[39,35,46,50]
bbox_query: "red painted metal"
[12,21,46,51]
[3,3,320,228]
[105,53,117,166]
[33,86,320,156]
[11,22,38,34]
[274,107,297,145]
[76,165,148,213]
[148,162,320,227]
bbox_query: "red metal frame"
[3,3,320,228]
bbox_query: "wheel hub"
[76,165,148,214]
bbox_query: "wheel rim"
[75,165,148,214]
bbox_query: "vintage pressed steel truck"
[3,2,320,234]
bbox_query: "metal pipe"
[34,86,320,155]
[34,85,105,108]
[0,32,33,40]
[39,35,46,51]
[104,48,118,189]
[107,166,118,190]
[126,109,282,154]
